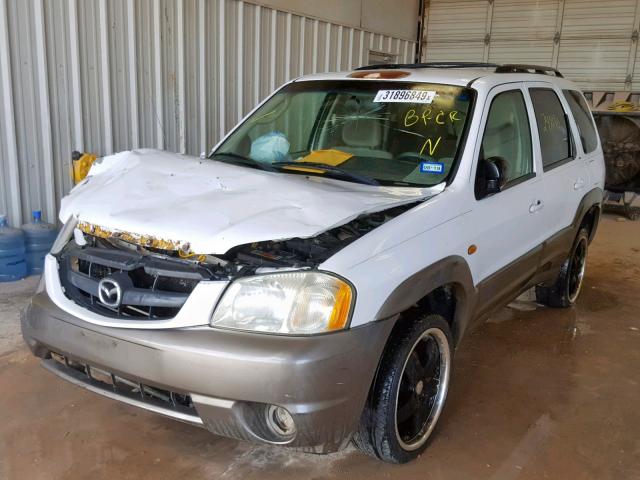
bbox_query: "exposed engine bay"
[225,202,417,272]
[69,202,417,279]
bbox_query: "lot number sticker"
[374,90,437,104]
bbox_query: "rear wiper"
[209,152,277,172]
[272,161,380,186]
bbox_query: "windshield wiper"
[209,152,277,172]
[272,161,380,186]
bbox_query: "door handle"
[529,199,543,213]
[574,178,585,190]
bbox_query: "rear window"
[563,90,598,154]
[529,88,573,169]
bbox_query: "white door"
[467,84,546,317]
[525,82,590,239]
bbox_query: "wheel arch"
[375,255,476,348]
[580,204,601,243]
[574,187,603,243]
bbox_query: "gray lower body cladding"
[22,292,395,453]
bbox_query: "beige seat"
[481,96,531,182]
[338,116,392,159]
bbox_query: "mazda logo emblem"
[98,278,122,308]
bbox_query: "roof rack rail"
[355,62,499,71]
[355,62,564,78]
[495,64,563,77]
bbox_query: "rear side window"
[529,88,572,169]
[563,90,598,154]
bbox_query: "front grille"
[57,241,211,320]
[47,352,200,423]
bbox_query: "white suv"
[23,63,605,463]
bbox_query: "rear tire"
[536,227,589,308]
[353,314,453,463]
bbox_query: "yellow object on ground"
[72,151,98,184]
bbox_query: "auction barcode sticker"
[373,90,437,104]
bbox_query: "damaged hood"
[61,149,443,254]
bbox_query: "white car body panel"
[47,66,605,331]
[523,81,588,241]
[465,83,546,283]
[323,76,603,328]
[321,191,471,327]
[61,149,442,254]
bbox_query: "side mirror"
[475,157,505,199]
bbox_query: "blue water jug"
[0,214,27,282]
[22,210,58,276]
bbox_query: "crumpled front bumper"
[21,291,394,453]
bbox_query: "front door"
[467,84,546,319]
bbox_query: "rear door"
[525,82,590,277]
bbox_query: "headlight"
[211,271,353,334]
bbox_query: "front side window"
[479,90,533,185]
[530,88,573,169]
[563,90,598,154]
[213,80,474,187]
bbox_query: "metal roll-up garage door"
[421,0,640,90]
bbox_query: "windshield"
[213,80,474,187]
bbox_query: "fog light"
[266,405,296,437]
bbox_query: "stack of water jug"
[0,211,58,282]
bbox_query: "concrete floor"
[0,215,638,479]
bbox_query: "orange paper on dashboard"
[298,149,353,166]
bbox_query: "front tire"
[353,314,453,463]
[536,227,589,308]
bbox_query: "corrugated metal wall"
[421,0,640,90]
[0,0,417,227]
